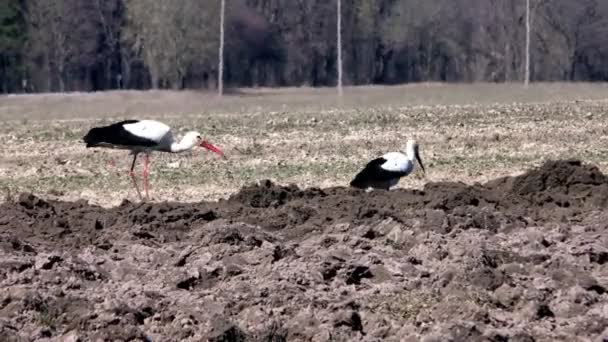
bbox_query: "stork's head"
[406,139,425,174]
[182,131,225,157]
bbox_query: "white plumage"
[350,140,425,190]
[122,120,172,146]
[379,152,414,173]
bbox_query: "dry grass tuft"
[1,83,608,207]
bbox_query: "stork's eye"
[197,135,201,139]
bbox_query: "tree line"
[1,0,607,93]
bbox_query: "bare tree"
[7,0,608,93]
[218,0,225,96]
[26,0,73,92]
[539,0,603,80]
[336,0,343,96]
[0,0,26,94]
[94,0,121,89]
[124,0,219,89]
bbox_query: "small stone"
[61,330,81,342]
[387,226,406,244]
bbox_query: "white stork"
[83,119,225,200]
[350,139,425,190]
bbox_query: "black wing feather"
[83,120,157,148]
[350,157,408,189]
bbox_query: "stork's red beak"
[200,140,225,158]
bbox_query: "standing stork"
[83,119,225,200]
[350,139,425,190]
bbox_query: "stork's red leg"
[143,153,150,200]
[106,158,120,176]
[129,153,143,201]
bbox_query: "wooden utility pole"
[525,0,530,87]
[337,0,343,97]
[218,0,225,96]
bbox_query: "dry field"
[2,83,608,341]
[1,83,608,206]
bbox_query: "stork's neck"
[406,144,416,160]
[169,137,195,153]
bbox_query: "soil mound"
[217,159,608,233]
[512,159,608,194]
[509,159,608,205]
[1,160,607,341]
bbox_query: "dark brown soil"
[1,160,608,341]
